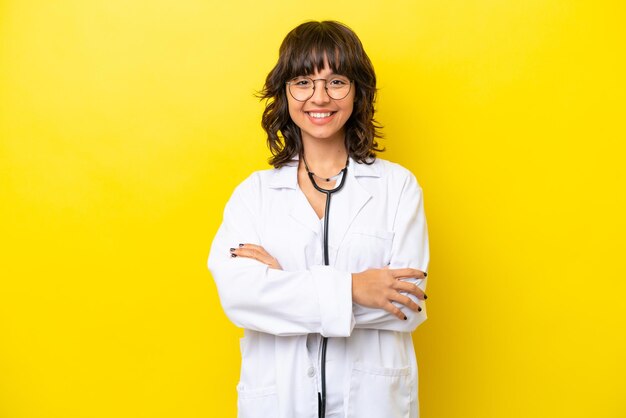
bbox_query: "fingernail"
[230,253,237,258]
[238,243,244,247]
[418,307,422,312]
[424,272,428,277]
[403,315,408,320]
[423,294,428,300]
[229,248,235,252]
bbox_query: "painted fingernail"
[403,315,408,320]
[423,294,428,300]
[230,253,237,258]
[229,248,235,252]
[418,307,422,312]
[238,243,244,247]
[424,272,428,277]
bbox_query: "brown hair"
[258,21,384,168]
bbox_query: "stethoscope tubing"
[306,164,348,418]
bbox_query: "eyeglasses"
[286,76,353,101]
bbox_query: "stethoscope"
[302,154,349,418]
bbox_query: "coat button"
[307,366,316,377]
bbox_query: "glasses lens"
[288,77,314,101]
[326,77,352,100]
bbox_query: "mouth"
[306,111,336,119]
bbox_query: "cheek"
[287,97,302,122]
[342,100,354,120]
[343,91,356,118]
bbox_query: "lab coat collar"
[267,158,299,190]
[352,157,382,178]
[268,155,381,190]
[270,155,378,248]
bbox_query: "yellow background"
[1,1,624,417]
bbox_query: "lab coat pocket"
[236,384,279,418]
[237,336,279,417]
[345,227,395,269]
[347,362,411,418]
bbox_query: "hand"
[352,268,427,320]
[229,244,282,270]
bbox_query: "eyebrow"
[303,72,347,77]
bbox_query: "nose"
[309,80,331,104]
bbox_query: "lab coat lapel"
[327,160,374,250]
[289,187,321,235]
[268,161,320,235]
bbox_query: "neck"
[300,135,348,177]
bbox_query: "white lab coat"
[208,157,429,418]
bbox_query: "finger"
[235,247,267,262]
[233,244,282,270]
[230,247,273,265]
[392,280,426,300]
[232,243,269,258]
[389,292,421,312]
[238,243,268,255]
[390,268,427,280]
[383,302,407,320]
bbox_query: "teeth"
[308,112,332,118]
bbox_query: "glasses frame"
[285,76,354,102]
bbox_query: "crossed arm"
[208,171,429,336]
[230,243,427,321]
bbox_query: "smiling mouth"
[306,112,336,119]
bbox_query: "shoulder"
[357,157,422,190]
[223,169,273,216]
[236,168,272,188]
[231,168,269,196]
[230,162,296,197]
[375,158,415,178]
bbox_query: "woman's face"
[286,61,355,145]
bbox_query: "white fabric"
[305,217,346,416]
[208,157,429,418]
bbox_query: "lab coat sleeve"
[353,169,430,332]
[208,174,355,337]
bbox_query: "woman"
[208,20,429,418]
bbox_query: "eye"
[291,77,313,87]
[328,77,350,86]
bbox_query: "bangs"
[284,46,347,79]
[280,24,356,79]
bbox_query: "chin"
[305,131,341,141]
